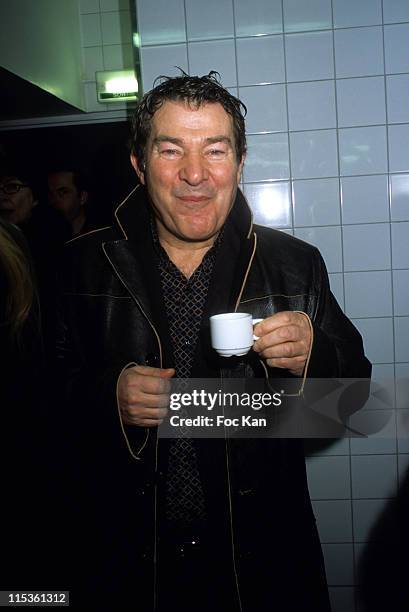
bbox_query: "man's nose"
[179,153,208,185]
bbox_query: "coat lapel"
[102,239,155,324]
[102,186,175,368]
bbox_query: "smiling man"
[59,72,371,611]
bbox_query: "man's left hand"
[253,311,312,377]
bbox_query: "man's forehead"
[150,100,234,139]
[48,171,75,185]
[1,176,23,184]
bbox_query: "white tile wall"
[234,0,282,37]
[188,39,237,87]
[185,0,234,40]
[285,31,334,81]
[344,271,393,318]
[341,175,389,224]
[132,0,409,606]
[79,0,100,14]
[338,126,387,176]
[244,133,290,181]
[283,0,332,33]
[293,178,340,226]
[334,27,384,78]
[236,36,285,85]
[383,0,409,23]
[239,85,287,133]
[333,0,382,29]
[287,80,336,131]
[336,77,386,128]
[79,2,135,113]
[101,11,132,45]
[295,225,342,272]
[290,129,338,179]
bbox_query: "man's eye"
[160,148,181,157]
[207,149,226,157]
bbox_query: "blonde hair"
[0,223,35,342]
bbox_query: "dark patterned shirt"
[152,219,222,524]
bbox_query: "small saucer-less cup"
[210,312,263,357]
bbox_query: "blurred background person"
[0,216,67,593]
[0,164,70,363]
[0,218,41,392]
[0,218,45,587]
[47,167,91,237]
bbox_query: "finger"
[131,365,175,378]
[253,311,294,335]
[121,389,170,410]
[124,371,173,395]
[265,355,307,374]
[257,339,308,360]
[253,324,305,353]
[254,311,308,337]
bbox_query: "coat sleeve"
[306,249,372,379]
[55,286,151,461]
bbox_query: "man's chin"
[175,226,220,244]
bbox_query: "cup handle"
[252,318,263,341]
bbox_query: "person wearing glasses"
[0,174,38,225]
[0,166,70,362]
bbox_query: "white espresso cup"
[210,312,263,357]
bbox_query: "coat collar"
[111,183,254,244]
[103,184,256,371]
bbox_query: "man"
[0,167,70,361]
[48,168,88,236]
[59,73,371,611]
[0,172,38,225]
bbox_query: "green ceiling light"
[96,70,138,103]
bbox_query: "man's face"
[48,171,86,222]
[0,176,36,225]
[132,100,245,245]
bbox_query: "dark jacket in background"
[0,220,59,591]
[21,204,71,363]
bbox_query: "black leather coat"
[59,186,371,611]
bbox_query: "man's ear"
[79,191,88,206]
[236,153,246,184]
[130,153,145,185]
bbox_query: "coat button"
[145,353,160,367]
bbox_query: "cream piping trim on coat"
[234,233,257,311]
[259,311,314,397]
[113,184,140,239]
[103,241,163,459]
[115,361,148,460]
[65,225,111,245]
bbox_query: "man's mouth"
[178,195,209,201]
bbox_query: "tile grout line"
[182,0,190,74]
[381,0,400,500]
[330,2,357,608]
[280,0,295,231]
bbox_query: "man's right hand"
[117,365,175,427]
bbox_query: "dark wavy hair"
[130,70,247,167]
